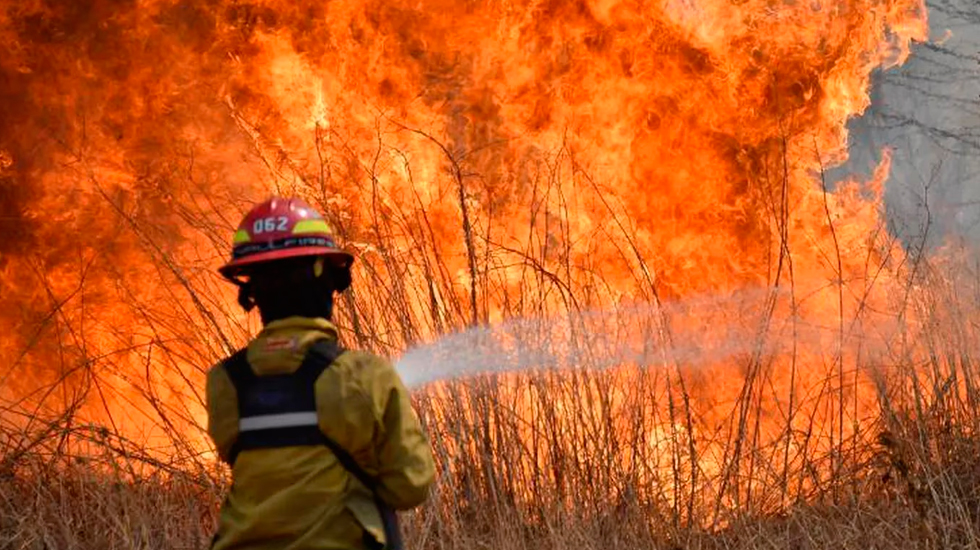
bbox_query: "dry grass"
[4,369,980,550]
[5,265,980,550]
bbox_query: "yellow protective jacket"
[206,317,435,550]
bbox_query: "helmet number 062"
[253,216,290,234]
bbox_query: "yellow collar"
[260,316,338,339]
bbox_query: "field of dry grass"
[4,251,980,550]
[4,365,980,550]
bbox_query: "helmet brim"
[219,247,354,279]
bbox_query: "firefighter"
[206,196,435,550]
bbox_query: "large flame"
[0,0,928,504]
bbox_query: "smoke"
[835,0,980,248]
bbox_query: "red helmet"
[218,197,353,279]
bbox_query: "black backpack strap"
[222,348,253,390]
[224,339,346,465]
[304,339,346,372]
[306,342,403,550]
[320,432,404,550]
[220,348,251,465]
[297,341,378,491]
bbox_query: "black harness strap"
[320,433,405,550]
[224,340,346,464]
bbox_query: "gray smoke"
[833,0,980,249]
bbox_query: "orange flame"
[0,0,928,491]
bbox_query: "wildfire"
[0,0,929,515]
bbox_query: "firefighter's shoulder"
[325,348,407,416]
[334,348,400,384]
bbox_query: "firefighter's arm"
[206,364,240,464]
[363,355,436,510]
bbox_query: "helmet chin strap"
[229,277,257,312]
[314,256,351,293]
